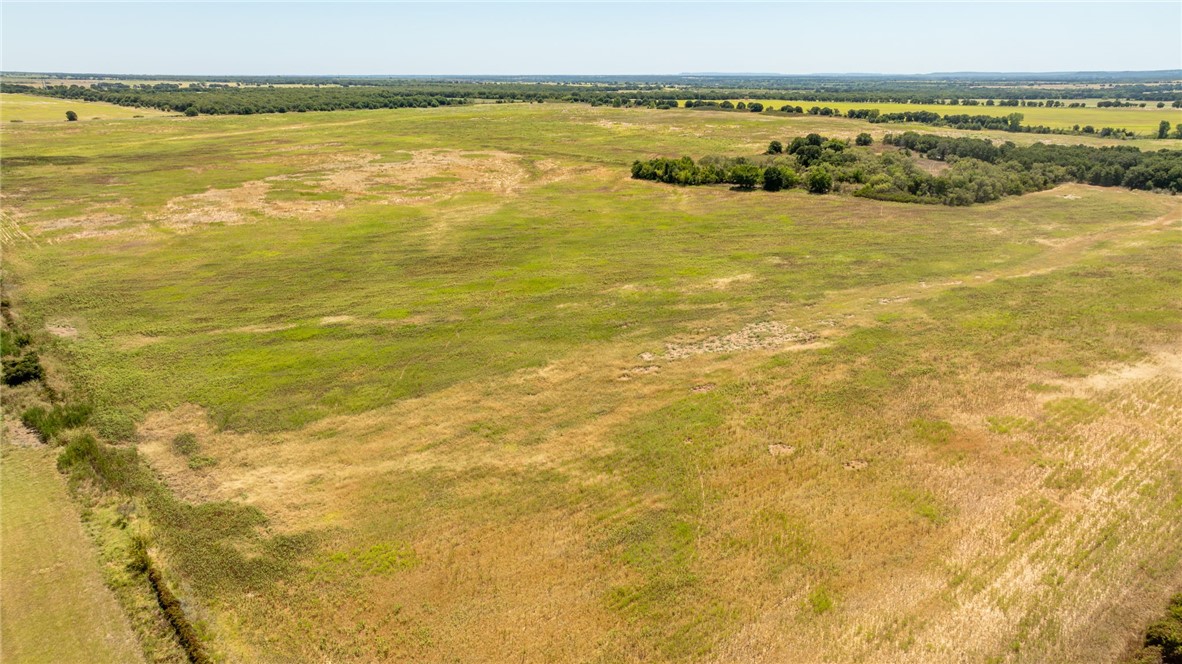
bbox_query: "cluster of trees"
[631,133,852,194]
[631,130,1182,206]
[883,131,1182,194]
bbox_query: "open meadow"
[2,100,1181,662]
[0,93,172,123]
[711,99,1182,135]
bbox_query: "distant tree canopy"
[631,131,1182,206]
[65,110,77,121]
[7,72,1180,123]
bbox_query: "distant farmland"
[695,98,1182,134]
[0,93,170,123]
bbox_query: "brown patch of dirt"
[150,149,543,231]
[2,420,43,447]
[843,459,868,471]
[1055,350,1182,394]
[319,315,355,325]
[313,149,529,203]
[29,212,126,234]
[708,274,755,290]
[155,180,271,228]
[691,383,716,393]
[663,322,818,360]
[618,365,660,381]
[767,444,795,457]
[45,323,78,338]
[915,158,950,176]
[115,335,163,350]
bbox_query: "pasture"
[2,102,1180,662]
[0,93,171,123]
[710,98,1182,135]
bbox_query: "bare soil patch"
[663,322,818,360]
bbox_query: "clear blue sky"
[3,2,1180,76]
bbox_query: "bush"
[173,432,199,456]
[65,110,78,121]
[57,433,145,494]
[806,167,833,194]
[767,140,783,154]
[0,328,31,356]
[3,351,44,386]
[184,107,199,117]
[856,132,873,146]
[21,403,92,443]
[728,163,761,189]
[1145,594,1182,662]
[762,165,798,192]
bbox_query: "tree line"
[7,74,1182,118]
[631,131,1182,206]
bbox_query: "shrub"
[65,110,78,121]
[1145,594,1182,662]
[0,328,31,356]
[21,403,92,443]
[173,432,199,456]
[767,140,783,154]
[57,433,145,494]
[856,132,873,146]
[806,166,833,194]
[3,351,44,386]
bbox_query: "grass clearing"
[0,93,171,123]
[0,444,145,663]
[3,102,1181,662]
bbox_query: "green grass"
[0,93,171,123]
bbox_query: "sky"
[2,2,1180,76]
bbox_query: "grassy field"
[0,443,145,663]
[0,93,171,123]
[711,98,1182,135]
[2,103,1181,662]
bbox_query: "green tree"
[185,107,199,117]
[1160,120,1172,139]
[855,133,872,146]
[762,165,785,191]
[65,110,78,121]
[805,166,832,194]
[727,163,761,189]
[767,140,783,154]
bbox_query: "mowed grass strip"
[0,445,145,664]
